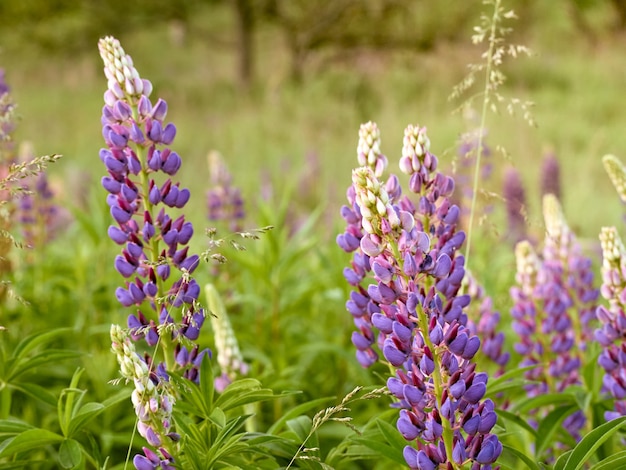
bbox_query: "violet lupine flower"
[340,123,502,469]
[463,272,510,376]
[206,150,245,232]
[99,36,209,465]
[595,227,626,420]
[502,167,527,245]
[16,143,68,248]
[510,195,598,440]
[540,151,561,200]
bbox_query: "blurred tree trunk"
[610,0,626,29]
[233,0,255,88]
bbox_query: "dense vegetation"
[2,1,626,469]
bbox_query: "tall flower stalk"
[98,36,208,467]
[339,122,501,469]
[510,195,598,440]
[596,226,626,420]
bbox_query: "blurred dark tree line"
[1,0,624,85]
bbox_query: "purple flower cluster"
[511,196,598,399]
[463,272,510,376]
[16,142,69,249]
[540,151,561,200]
[206,150,245,232]
[99,36,209,467]
[502,167,527,245]
[338,122,501,469]
[596,226,626,420]
[510,196,598,441]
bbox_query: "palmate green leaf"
[11,327,73,360]
[205,415,251,467]
[8,350,82,381]
[496,409,538,437]
[348,437,406,465]
[558,416,626,470]
[58,438,82,469]
[9,382,56,407]
[285,416,312,443]
[214,378,288,412]
[512,392,577,414]
[67,402,105,438]
[267,396,332,435]
[0,461,48,469]
[589,450,626,469]
[486,364,538,393]
[0,428,63,457]
[535,405,578,459]
[501,444,541,470]
[0,419,33,438]
[375,418,407,456]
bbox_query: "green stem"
[465,0,500,271]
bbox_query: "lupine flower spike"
[206,150,245,232]
[603,155,626,204]
[205,283,248,392]
[339,122,502,469]
[510,195,598,441]
[596,227,626,420]
[502,167,527,244]
[540,151,561,200]
[99,36,209,467]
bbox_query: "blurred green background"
[1,0,626,240]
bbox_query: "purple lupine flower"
[340,122,502,468]
[206,150,245,232]
[510,195,598,440]
[99,36,207,466]
[464,271,510,376]
[540,150,561,200]
[502,166,527,245]
[15,143,70,248]
[596,227,626,420]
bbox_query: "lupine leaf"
[535,404,578,459]
[486,365,538,392]
[12,328,72,360]
[267,396,332,435]
[560,416,626,470]
[0,428,63,457]
[67,402,105,437]
[588,450,626,469]
[199,345,215,409]
[496,409,538,437]
[9,383,56,408]
[285,416,312,443]
[0,419,33,437]
[58,438,82,469]
[513,393,577,414]
[9,350,81,381]
[348,437,407,465]
[502,445,541,470]
[375,418,406,455]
